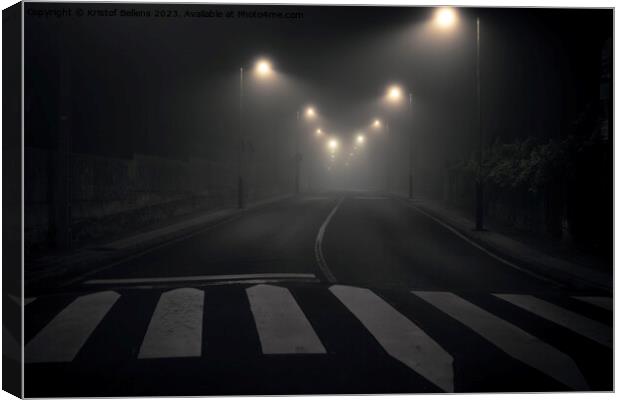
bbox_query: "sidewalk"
[26,194,293,292]
[400,195,613,293]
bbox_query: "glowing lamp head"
[305,107,316,119]
[327,139,339,152]
[254,59,273,77]
[387,85,403,102]
[435,7,457,29]
[372,119,382,129]
[356,134,365,145]
[315,128,323,136]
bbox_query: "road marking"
[247,284,326,354]
[138,288,204,359]
[572,296,613,311]
[414,291,588,390]
[495,294,612,348]
[331,285,454,392]
[314,197,343,283]
[25,291,120,363]
[399,199,559,286]
[84,273,316,286]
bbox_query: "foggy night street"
[13,3,613,397]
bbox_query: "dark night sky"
[25,4,612,170]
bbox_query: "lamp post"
[383,84,414,197]
[296,106,317,194]
[408,92,414,199]
[238,66,245,209]
[371,118,390,192]
[433,8,484,230]
[474,16,484,231]
[238,58,273,209]
[295,110,301,194]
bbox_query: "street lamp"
[356,134,366,145]
[238,57,275,209]
[386,85,403,103]
[297,105,321,194]
[382,84,415,199]
[305,106,316,119]
[434,7,457,29]
[327,138,339,152]
[433,7,484,230]
[372,118,382,129]
[254,58,273,77]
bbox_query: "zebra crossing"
[25,283,612,392]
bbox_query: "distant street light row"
[237,7,488,230]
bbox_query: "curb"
[395,195,612,293]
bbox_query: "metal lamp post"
[238,66,245,209]
[237,58,273,209]
[474,16,484,230]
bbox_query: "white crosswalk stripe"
[413,291,588,390]
[26,291,120,363]
[572,295,613,311]
[247,284,326,354]
[332,285,454,392]
[139,288,204,359]
[495,294,612,348]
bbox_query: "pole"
[295,110,301,195]
[475,16,484,230]
[408,92,413,199]
[385,121,390,192]
[238,67,245,209]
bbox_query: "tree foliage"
[455,136,582,194]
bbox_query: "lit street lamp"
[305,106,316,119]
[387,85,403,103]
[434,7,457,29]
[327,138,339,152]
[433,7,484,230]
[382,84,414,198]
[254,59,273,77]
[238,57,275,209]
[296,105,320,194]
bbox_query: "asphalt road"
[23,192,613,396]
